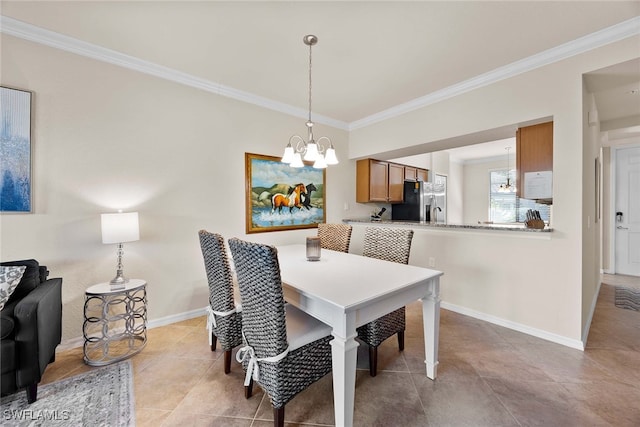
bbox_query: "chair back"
[228,238,288,359]
[198,230,236,313]
[317,223,353,253]
[363,227,414,265]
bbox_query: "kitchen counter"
[343,218,553,233]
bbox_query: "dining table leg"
[421,277,441,379]
[329,326,359,427]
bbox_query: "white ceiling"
[2,1,639,159]
[446,137,515,163]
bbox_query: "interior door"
[615,146,640,276]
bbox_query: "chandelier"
[498,147,516,193]
[281,35,338,169]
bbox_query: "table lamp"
[101,211,139,290]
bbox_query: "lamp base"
[109,272,129,290]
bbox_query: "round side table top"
[86,279,146,296]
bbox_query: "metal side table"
[83,279,147,366]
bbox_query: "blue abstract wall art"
[1,87,32,213]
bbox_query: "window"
[489,169,550,223]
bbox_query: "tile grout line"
[479,376,525,427]
[402,352,430,422]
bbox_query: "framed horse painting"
[245,152,326,233]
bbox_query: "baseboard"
[440,301,585,351]
[147,306,207,329]
[582,281,602,347]
[57,336,85,351]
[58,306,208,351]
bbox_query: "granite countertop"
[343,218,553,232]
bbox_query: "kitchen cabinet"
[404,166,429,182]
[405,166,417,181]
[356,159,405,203]
[516,121,553,200]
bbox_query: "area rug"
[0,360,135,426]
[615,285,640,311]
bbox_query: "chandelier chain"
[308,41,313,123]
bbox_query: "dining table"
[276,244,443,427]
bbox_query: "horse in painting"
[300,183,317,210]
[271,183,307,214]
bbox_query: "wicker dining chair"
[198,230,243,374]
[228,238,333,427]
[317,223,353,253]
[358,226,414,377]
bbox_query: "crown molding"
[0,15,350,131]
[349,16,640,131]
[2,15,638,133]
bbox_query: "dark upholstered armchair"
[0,259,62,403]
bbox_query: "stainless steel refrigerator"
[391,179,446,223]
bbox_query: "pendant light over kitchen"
[498,147,516,193]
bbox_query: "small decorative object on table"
[525,209,545,229]
[370,207,386,222]
[306,237,321,261]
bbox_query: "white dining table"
[276,244,443,427]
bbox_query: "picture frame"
[0,86,32,213]
[245,152,326,233]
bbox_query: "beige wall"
[350,36,640,345]
[462,159,505,224]
[581,89,602,340]
[447,160,464,225]
[0,35,360,341]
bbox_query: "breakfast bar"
[343,218,553,233]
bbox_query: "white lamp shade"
[290,153,305,168]
[281,145,294,163]
[324,147,339,165]
[313,154,327,169]
[303,142,319,161]
[101,212,140,244]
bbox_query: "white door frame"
[609,143,640,274]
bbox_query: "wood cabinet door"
[404,166,417,181]
[388,163,405,202]
[516,121,553,198]
[417,168,429,182]
[369,160,390,202]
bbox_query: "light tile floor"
[41,275,640,426]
